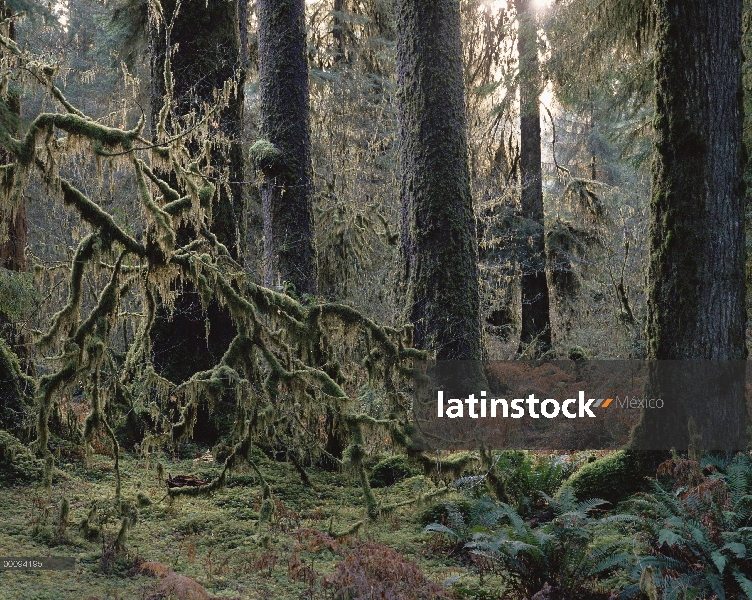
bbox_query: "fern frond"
[423,523,459,538]
[732,569,752,599]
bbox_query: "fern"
[626,456,752,600]
[466,497,638,598]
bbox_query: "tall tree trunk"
[516,0,551,357]
[332,0,346,64]
[0,7,24,274]
[148,0,245,390]
[394,0,481,360]
[257,0,317,296]
[631,0,746,452]
[0,6,28,363]
[150,0,246,254]
[0,5,32,433]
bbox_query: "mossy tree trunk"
[0,0,33,433]
[0,339,33,433]
[516,0,551,357]
[148,0,246,391]
[0,1,24,271]
[257,0,317,297]
[332,0,346,64]
[630,0,747,453]
[0,4,28,367]
[149,0,245,254]
[394,0,481,360]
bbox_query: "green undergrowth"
[0,450,505,599]
[11,447,747,599]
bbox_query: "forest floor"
[0,445,506,599]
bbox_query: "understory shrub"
[622,455,752,599]
[466,488,637,599]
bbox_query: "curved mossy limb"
[0,36,425,517]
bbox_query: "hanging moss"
[79,504,100,541]
[114,516,131,553]
[0,34,428,525]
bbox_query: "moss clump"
[249,139,283,173]
[369,455,420,488]
[0,429,42,484]
[414,451,477,481]
[79,505,100,541]
[417,499,472,527]
[114,516,131,552]
[567,346,588,361]
[562,450,646,505]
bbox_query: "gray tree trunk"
[516,0,551,357]
[0,4,24,271]
[257,0,317,296]
[395,0,481,360]
[0,6,28,365]
[631,0,747,453]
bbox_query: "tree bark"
[0,6,24,273]
[257,0,317,296]
[516,0,551,357]
[0,6,31,429]
[148,0,245,387]
[631,0,747,452]
[149,0,245,256]
[394,0,481,360]
[332,0,346,64]
[0,6,28,369]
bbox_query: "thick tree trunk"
[149,0,245,255]
[631,0,746,452]
[516,0,551,357]
[0,6,24,272]
[0,7,28,369]
[394,0,481,360]
[0,204,25,272]
[0,5,30,423]
[148,0,245,388]
[257,0,317,296]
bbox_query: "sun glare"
[483,0,551,11]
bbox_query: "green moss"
[369,455,420,488]
[567,346,588,360]
[0,429,42,483]
[0,339,34,432]
[417,498,472,527]
[249,139,283,172]
[562,450,647,505]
